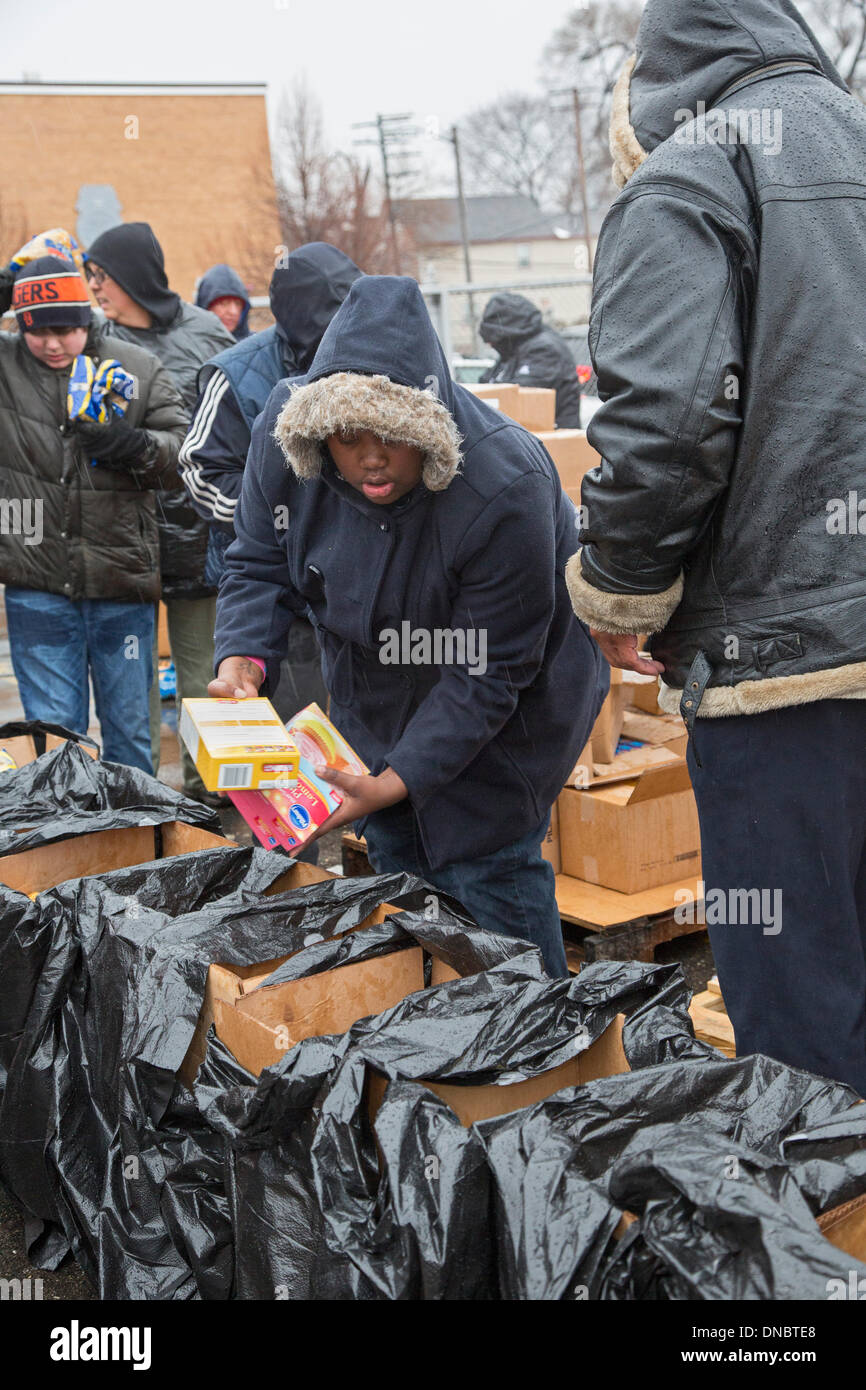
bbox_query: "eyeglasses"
[84,265,108,288]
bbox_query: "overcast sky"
[2,0,579,161]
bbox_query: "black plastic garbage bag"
[781,1106,866,1216]
[0,857,503,1298]
[0,717,99,757]
[0,736,218,857]
[209,957,693,1300]
[599,1122,866,1300]
[480,1048,860,1300]
[0,739,220,1108]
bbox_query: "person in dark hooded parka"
[179,243,362,713]
[179,243,362,542]
[195,263,251,341]
[565,0,866,1092]
[479,292,583,428]
[211,275,606,976]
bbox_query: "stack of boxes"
[465,384,702,910]
[464,383,600,504]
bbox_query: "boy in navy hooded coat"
[213,276,606,974]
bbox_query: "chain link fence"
[421,274,594,366]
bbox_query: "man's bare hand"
[208,657,264,699]
[306,765,408,842]
[590,629,665,676]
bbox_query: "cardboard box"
[620,710,687,748]
[559,762,702,894]
[0,732,98,769]
[534,429,600,504]
[179,858,362,1085]
[229,702,369,852]
[541,802,561,874]
[0,819,231,899]
[158,601,170,659]
[367,1012,629,1128]
[582,741,686,789]
[555,872,705,932]
[464,382,521,417]
[571,741,595,790]
[818,1192,866,1260]
[626,674,662,715]
[515,387,556,432]
[212,939,422,1078]
[179,697,300,792]
[591,672,630,763]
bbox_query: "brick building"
[0,82,281,301]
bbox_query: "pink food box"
[228,702,367,852]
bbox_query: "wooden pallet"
[688,976,736,1057]
[342,831,376,878]
[556,873,707,965]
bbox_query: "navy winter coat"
[215,276,606,868]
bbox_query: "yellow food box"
[179,697,300,792]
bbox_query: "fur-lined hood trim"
[274,371,463,492]
[610,54,649,190]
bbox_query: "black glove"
[71,415,154,469]
[0,267,15,316]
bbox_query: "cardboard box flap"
[233,946,425,1038]
[626,760,693,805]
[160,821,231,856]
[367,1014,629,1129]
[213,996,285,1078]
[44,733,98,759]
[817,1191,866,1259]
[0,734,37,767]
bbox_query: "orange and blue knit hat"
[12,256,92,331]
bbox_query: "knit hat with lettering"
[12,255,92,330]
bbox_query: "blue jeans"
[363,800,568,977]
[4,587,155,773]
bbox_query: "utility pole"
[377,115,402,274]
[447,124,477,351]
[353,112,417,275]
[570,87,595,272]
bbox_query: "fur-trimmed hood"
[610,0,847,188]
[274,275,463,492]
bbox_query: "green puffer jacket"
[0,327,188,603]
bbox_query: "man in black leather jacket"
[567,0,866,1094]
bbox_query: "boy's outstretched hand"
[308,765,408,842]
[208,657,264,699]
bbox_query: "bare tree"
[799,0,866,97]
[271,81,409,273]
[542,2,644,203]
[459,93,576,213]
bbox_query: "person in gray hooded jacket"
[85,221,233,800]
[566,0,866,1093]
